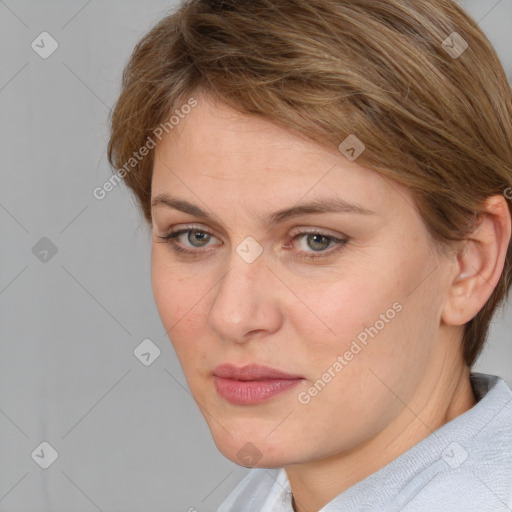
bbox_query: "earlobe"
[442,195,511,326]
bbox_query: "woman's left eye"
[154,227,349,260]
[291,232,348,259]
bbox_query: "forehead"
[154,93,330,176]
[151,93,410,218]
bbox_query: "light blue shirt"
[218,372,512,511]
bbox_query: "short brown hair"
[107,0,512,367]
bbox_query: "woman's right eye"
[154,228,219,256]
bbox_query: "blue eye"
[297,233,336,252]
[175,230,211,247]
[290,231,349,261]
[154,228,218,257]
[154,227,349,261]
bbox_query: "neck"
[286,358,476,512]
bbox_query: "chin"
[210,429,298,469]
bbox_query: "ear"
[442,194,511,326]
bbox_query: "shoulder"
[402,373,512,512]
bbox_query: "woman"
[107,0,512,510]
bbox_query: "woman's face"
[150,91,458,468]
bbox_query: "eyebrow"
[151,193,376,227]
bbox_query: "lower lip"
[213,376,302,405]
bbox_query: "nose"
[207,248,282,344]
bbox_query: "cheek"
[151,257,208,355]
[295,249,432,379]
[304,255,442,405]
[293,265,397,355]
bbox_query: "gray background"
[0,1,511,511]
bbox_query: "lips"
[213,364,304,404]
[213,363,303,381]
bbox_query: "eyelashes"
[154,227,349,261]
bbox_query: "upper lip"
[213,363,303,381]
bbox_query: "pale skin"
[150,90,511,512]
